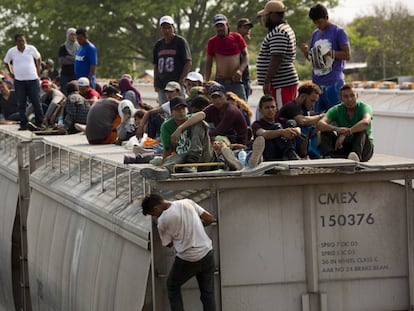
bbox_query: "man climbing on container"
[317,84,373,162]
[141,193,216,311]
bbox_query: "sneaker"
[348,152,360,162]
[221,147,243,171]
[283,149,301,161]
[248,136,265,168]
[140,167,170,180]
[18,124,28,131]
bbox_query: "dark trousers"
[167,250,216,311]
[262,123,296,161]
[320,131,374,162]
[14,79,43,125]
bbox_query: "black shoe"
[175,166,197,173]
[18,124,28,131]
[27,121,42,132]
[124,155,152,164]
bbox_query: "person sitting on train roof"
[135,81,182,140]
[38,79,66,128]
[277,82,324,159]
[203,84,248,145]
[78,77,101,106]
[81,85,122,145]
[62,80,90,134]
[251,95,301,161]
[140,96,213,180]
[317,83,373,162]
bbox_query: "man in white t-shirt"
[141,193,216,311]
[4,33,44,130]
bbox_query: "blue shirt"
[310,23,349,86]
[75,41,98,88]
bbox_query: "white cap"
[186,71,204,83]
[78,77,90,87]
[160,16,174,26]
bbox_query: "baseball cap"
[160,15,174,26]
[169,96,188,110]
[78,77,90,87]
[213,14,228,25]
[41,79,51,87]
[257,0,287,16]
[102,85,122,98]
[186,86,205,102]
[185,71,204,83]
[164,81,181,92]
[237,18,254,28]
[208,84,226,96]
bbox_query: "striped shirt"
[256,22,298,89]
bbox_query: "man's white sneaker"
[221,147,243,171]
[248,136,265,168]
[348,152,360,162]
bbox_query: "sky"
[329,0,414,24]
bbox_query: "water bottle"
[238,149,247,167]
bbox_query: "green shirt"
[326,101,374,144]
[161,115,192,154]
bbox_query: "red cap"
[41,79,51,87]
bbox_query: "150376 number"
[320,213,374,227]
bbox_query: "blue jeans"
[215,78,247,101]
[314,79,344,113]
[167,250,216,311]
[14,79,43,125]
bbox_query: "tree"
[0,0,337,79]
[349,3,414,80]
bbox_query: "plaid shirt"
[64,92,90,132]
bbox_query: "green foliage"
[348,3,414,80]
[15,0,414,83]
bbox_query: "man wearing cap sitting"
[78,77,101,106]
[205,14,249,101]
[136,81,182,140]
[184,71,203,97]
[256,0,299,110]
[153,15,192,104]
[37,79,66,129]
[204,84,248,145]
[140,96,213,180]
[237,18,254,100]
[84,85,122,144]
